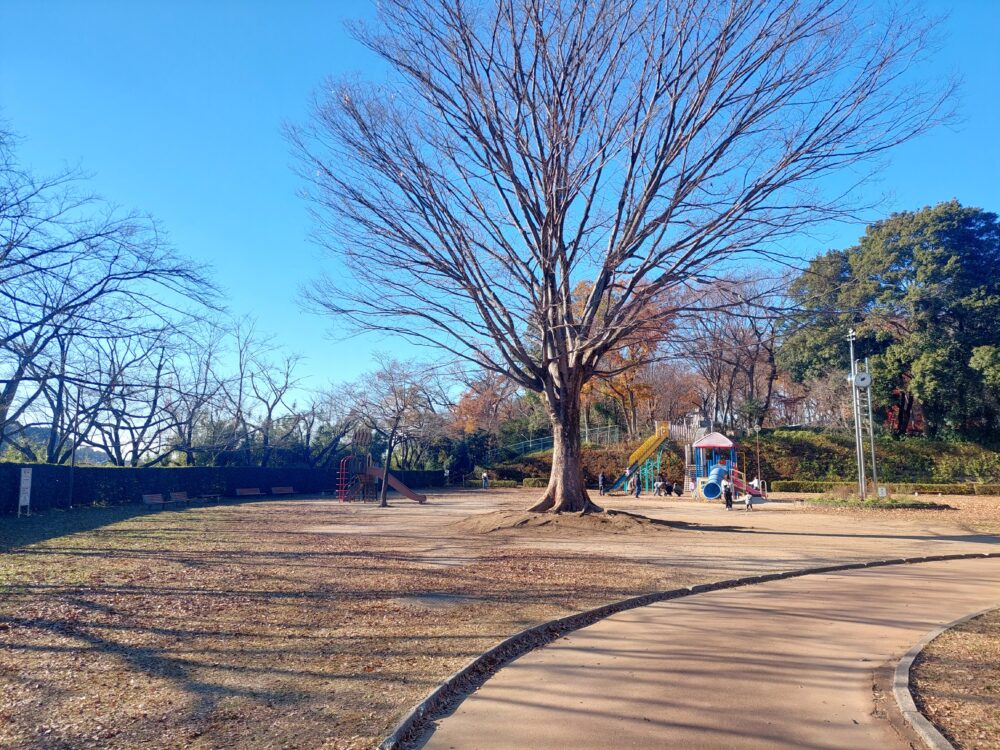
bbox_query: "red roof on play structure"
[692,431,735,449]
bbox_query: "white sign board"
[18,467,32,517]
[877,486,887,498]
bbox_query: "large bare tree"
[292,0,950,512]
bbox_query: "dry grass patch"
[0,498,678,750]
[911,607,1000,749]
[771,492,1000,532]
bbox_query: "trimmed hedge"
[0,463,444,514]
[771,479,1000,495]
[463,479,519,488]
[522,477,547,488]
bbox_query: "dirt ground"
[2,489,999,750]
[911,608,1000,750]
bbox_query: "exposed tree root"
[528,492,604,514]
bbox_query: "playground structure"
[611,424,673,492]
[610,424,769,501]
[336,429,427,504]
[685,431,767,502]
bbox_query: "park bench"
[169,491,194,504]
[141,493,184,509]
[270,486,294,495]
[235,487,263,497]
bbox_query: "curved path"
[424,557,1000,750]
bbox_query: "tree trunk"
[529,387,601,514]
[896,392,914,436]
[379,422,399,507]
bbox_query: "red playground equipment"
[336,429,427,504]
[685,432,767,502]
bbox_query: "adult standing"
[598,472,605,496]
[481,471,489,490]
[723,474,733,510]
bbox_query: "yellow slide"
[628,424,671,467]
[613,425,671,491]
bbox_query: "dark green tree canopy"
[780,201,1000,436]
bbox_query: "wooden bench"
[270,486,294,495]
[169,491,193,504]
[235,487,263,497]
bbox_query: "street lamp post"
[753,424,762,483]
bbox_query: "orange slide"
[366,465,427,503]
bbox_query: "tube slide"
[367,465,427,504]
[701,465,727,500]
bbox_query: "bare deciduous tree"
[293,0,950,512]
[0,129,214,457]
[350,356,439,506]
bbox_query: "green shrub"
[522,477,547,488]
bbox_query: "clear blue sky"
[2,0,998,390]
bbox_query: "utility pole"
[847,329,866,499]
[865,357,879,492]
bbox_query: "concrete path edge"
[892,603,1000,750]
[379,551,1000,750]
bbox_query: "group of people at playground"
[596,468,755,510]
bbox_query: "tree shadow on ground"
[0,505,153,552]
[0,497,288,552]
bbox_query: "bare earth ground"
[1,488,999,750]
[912,608,1000,749]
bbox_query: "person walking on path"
[723,475,733,510]
[598,472,605,496]
[481,471,489,490]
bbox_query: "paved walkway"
[424,557,1000,750]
